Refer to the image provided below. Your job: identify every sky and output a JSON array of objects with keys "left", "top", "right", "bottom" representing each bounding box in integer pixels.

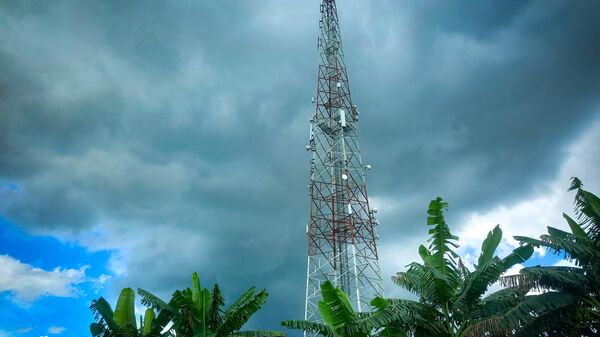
[{"left": 0, "top": 0, "right": 600, "bottom": 336}]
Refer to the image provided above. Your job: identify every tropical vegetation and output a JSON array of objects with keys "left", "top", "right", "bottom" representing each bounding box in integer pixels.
[
  {"left": 90, "top": 178, "right": 600, "bottom": 337},
  {"left": 137, "top": 272, "right": 285, "bottom": 337},
  {"left": 384, "top": 197, "right": 534, "bottom": 337},
  {"left": 283, "top": 197, "right": 536, "bottom": 337},
  {"left": 90, "top": 287, "right": 170, "bottom": 337},
  {"left": 499, "top": 178, "right": 600, "bottom": 336},
  {"left": 281, "top": 281, "right": 406, "bottom": 337}
]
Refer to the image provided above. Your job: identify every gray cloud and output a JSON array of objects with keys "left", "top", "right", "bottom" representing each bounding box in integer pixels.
[{"left": 1, "top": 0, "right": 599, "bottom": 331}]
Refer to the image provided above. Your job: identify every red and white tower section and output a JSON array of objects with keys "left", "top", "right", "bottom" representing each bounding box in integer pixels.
[{"left": 304, "top": 0, "right": 384, "bottom": 328}]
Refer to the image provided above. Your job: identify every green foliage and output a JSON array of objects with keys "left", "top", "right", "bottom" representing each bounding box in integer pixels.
[
  {"left": 478, "top": 225, "right": 502, "bottom": 267},
  {"left": 283, "top": 196, "right": 534, "bottom": 337},
  {"left": 282, "top": 282, "right": 405, "bottom": 337},
  {"left": 90, "top": 288, "right": 168, "bottom": 337},
  {"left": 113, "top": 288, "right": 136, "bottom": 328},
  {"left": 138, "top": 272, "right": 285, "bottom": 337},
  {"left": 499, "top": 177, "right": 600, "bottom": 336},
  {"left": 280, "top": 320, "right": 332, "bottom": 337},
  {"left": 142, "top": 309, "right": 155, "bottom": 337},
  {"left": 90, "top": 179, "right": 600, "bottom": 337},
  {"left": 318, "top": 281, "right": 357, "bottom": 331},
  {"left": 208, "top": 284, "right": 225, "bottom": 331},
  {"left": 388, "top": 197, "right": 533, "bottom": 337}
]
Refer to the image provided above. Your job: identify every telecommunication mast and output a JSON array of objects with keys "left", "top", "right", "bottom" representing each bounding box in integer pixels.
[{"left": 304, "top": 0, "right": 384, "bottom": 330}]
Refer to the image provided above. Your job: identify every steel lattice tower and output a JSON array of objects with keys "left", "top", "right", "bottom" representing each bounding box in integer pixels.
[{"left": 304, "top": 0, "right": 384, "bottom": 328}]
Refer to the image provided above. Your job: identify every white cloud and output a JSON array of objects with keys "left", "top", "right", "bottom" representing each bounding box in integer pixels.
[
  {"left": 0, "top": 327, "right": 34, "bottom": 337},
  {"left": 91, "top": 274, "right": 111, "bottom": 293},
  {"left": 0, "top": 255, "right": 87, "bottom": 302},
  {"left": 15, "top": 328, "right": 32, "bottom": 334},
  {"left": 48, "top": 327, "right": 66, "bottom": 335},
  {"left": 554, "top": 259, "right": 577, "bottom": 267},
  {"left": 504, "top": 263, "right": 525, "bottom": 277},
  {"left": 457, "top": 118, "right": 600, "bottom": 259}
]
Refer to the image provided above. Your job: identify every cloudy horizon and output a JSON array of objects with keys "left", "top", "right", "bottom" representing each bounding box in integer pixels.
[{"left": 1, "top": 0, "right": 599, "bottom": 336}]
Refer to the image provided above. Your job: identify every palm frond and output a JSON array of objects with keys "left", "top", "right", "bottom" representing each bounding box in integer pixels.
[
  {"left": 370, "top": 296, "right": 389, "bottom": 310},
  {"left": 138, "top": 289, "right": 173, "bottom": 314},
  {"left": 499, "top": 266, "right": 586, "bottom": 293},
  {"left": 170, "top": 289, "right": 196, "bottom": 313},
  {"left": 542, "top": 230, "right": 599, "bottom": 262},
  {"left": 356, "top": 301, "right": 405, "bottom": 331},
  {"left": 514, "top": 303, "right": 592, "bottom": 337},
  {"left": 570, "top": 178, "right": 600, "bottom": 242},
  {"left": 280, "top": 320, "right": 332, "bottom": 337},
  {"left": 141, "top": 309, "right": 155, "bottom": 336},
  {"left": 400, "top": 261, "right": 456, "bottom": 307},
  {"left": 224, "top": 287, "right": 256, "bottom": 316},
  {"left": 500, "top": 244, "right": 534, "bottom": 270},
  {"left": 191, "top": 272, "right": 203, "bottom": 307},
  {"left": 428, "top": 262, "right": 459, "bottom": 305},
  {"left": 563, "top": 213, "right": 588, "bottom": 239},
  {"left": 383, "top": 299, "right": 441, "bottom": 333},
  {"left": 90, "top": 297, "right": 117, "bottom": 331},
  {"left": 457, "top": 258, "right": 472, "bottom": 288},
  {"left": 217, "top": 290, "right": 269, "bottom": 337},
  {"left": 318, "top": 281, "right": 357, "bottom": 329},
  {"left": 514, "top": 230, "right": 598, "bottom": 264},
  {"left": 569, "top": 177, "right": 583, "bottom": 191},
  {"left": 478, "top": 225, "right": 502, "bottom": 267},
  {"left": 422, "top": 197, "right": 462, "bottom": 306},
  {"left": 113, "top": 288, "right": 137, "bottom": 328},
  {"left": 391, "top": 264, "right": 426, "bottom": 298},
  {"left": 90, "top": 322, "right": 105, "bottom": 337},
  {"left": 469, "top": 288, "right": 521, "bottom": 320},
  {"left": 503, "top": 292, "right": 578, "bottom": 328},
  {"left": 425, "top": 197, "right": 460, "bottom": 276},
  {"left": 453, "top": 257, "right": 507, "bottom": 311},
  {"left": 462, "top": 316, "right": 511, "bottom": 337},
  {"left": 209, "top": 284, "right": 225, "bottom": 330}
]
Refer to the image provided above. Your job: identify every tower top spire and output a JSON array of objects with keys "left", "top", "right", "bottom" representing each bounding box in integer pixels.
[{"left": 319, "top": 0, "right": 344, "bottom": 67}]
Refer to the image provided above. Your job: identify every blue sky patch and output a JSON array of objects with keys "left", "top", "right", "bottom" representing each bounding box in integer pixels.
[{"left": 0, "top": 217, "right": 112, "bottom": 337}]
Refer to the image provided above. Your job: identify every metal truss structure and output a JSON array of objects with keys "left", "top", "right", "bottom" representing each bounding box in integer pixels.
[{"left": 304, "top": 0, "right": 384, "bottom": 331}]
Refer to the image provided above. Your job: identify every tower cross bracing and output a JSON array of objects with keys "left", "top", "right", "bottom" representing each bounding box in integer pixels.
[{"left": 304, "top": 0, "right": 384, "bottom": 329}]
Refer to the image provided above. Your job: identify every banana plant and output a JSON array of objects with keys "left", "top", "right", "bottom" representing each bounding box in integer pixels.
[
  {"left": 281, "top": 281, "right": 407, "bottom": 337},
  {"left": 90, "top": 287, "right": 170, "bottom": 337},
  {"left": 499, "top": 178, "right": 600, "bottom": 336},
  {"left": 388, "top": 197, "right": 534, "bottom": 337},
  {"left": 138, "top": 272, "right": 285, "bottom": 337}
]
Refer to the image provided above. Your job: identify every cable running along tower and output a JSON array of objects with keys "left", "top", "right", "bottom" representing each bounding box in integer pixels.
[{"left": 304, "top": 0, "right": 384, "bottom": 328}]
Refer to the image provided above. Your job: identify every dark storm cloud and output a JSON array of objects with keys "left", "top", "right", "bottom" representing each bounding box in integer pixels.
[
  {"left": 1, "top": 0, "right": 599, "bottom": 330},
  {"left": 343, "top": 0, "right": 600, "bottom": 234}
]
